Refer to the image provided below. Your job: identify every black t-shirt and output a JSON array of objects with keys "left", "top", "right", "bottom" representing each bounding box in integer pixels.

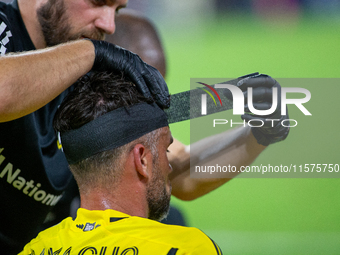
[{"left": 0, "top": 1, "right": 73, "bottom": 253}]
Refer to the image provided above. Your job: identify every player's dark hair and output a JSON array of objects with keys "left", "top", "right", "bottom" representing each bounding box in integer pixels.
[
  {"left": 54, "top": 71, "right": 152, "bottom": 132},
  {"left": 53, "top": 72, "right": 160, "bottom": 190}
]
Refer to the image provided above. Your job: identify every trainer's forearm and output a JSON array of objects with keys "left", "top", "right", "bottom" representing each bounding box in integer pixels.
[
  {"left": 189, "top": 126, "right": 265, "bottom": 174},
  {"left": 0, "top": 40, "right": 95, "bottom": 122},
  {"left": 170, "top": 127, "right": 266, "bottom": 200}
]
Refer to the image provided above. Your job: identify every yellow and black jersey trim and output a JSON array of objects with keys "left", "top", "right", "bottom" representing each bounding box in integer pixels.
[
  {"left": 167, "top": 248, "right": 179, "bottom": 254},
  {"left": 210, "top": 238, "right": 223, "bottom": 255}
]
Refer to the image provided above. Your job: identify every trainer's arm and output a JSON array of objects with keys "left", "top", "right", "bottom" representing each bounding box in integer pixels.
[
  {"left": 0, "top": 40, "right": 95, "bottom": 122},
  {"left": 168, "top": 126, "right": 266, "bottom": 201}
]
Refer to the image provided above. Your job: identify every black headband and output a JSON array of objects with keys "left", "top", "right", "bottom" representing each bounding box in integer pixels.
[
  {"left": 60, "top": 102, "right": 168, "bottom": 164},
  {"left": 59, "top": 75, "right": 242, "bottom": 165}
]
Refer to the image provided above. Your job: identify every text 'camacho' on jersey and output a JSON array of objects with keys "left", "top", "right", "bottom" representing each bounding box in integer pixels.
[{"left": 28, "top": 246, "right": 141, "bottom": 255}]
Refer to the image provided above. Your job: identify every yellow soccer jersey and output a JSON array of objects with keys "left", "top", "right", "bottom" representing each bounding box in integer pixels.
[{"left": 19, "top": 208, "right": 222, "bottom": 255}]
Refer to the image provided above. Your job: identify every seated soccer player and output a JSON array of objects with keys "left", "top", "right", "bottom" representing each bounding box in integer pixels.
[{"left": 18, "top": 71, "right": 222, "bottom": 255}]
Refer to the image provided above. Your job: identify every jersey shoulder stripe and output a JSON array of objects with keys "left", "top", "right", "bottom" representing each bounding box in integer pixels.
[
  {"left": 209, "top": 237, "right": 223, "bottom": 255},
  {"left": 167, "top": 248, "right": 179, "bottom": 255}
]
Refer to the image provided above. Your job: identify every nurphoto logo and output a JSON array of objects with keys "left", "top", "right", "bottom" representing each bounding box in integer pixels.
[{"left": 199, "top": 83, "right": 312, "bottom": 128}]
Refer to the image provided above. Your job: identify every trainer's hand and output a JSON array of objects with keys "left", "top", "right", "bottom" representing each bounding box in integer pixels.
[
  {"left": 90, "top": 40, "right": 170, "bottom": 108},
  {"left": 237, "top": 73, "right": 290, "bottom": 146}
]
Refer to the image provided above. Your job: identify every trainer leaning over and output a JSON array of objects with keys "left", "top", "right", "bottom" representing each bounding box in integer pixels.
[{"left": 0, "top": 0, "right": 169, "bottom": 253}]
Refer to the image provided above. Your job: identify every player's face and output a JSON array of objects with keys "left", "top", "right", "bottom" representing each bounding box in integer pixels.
[
  {"left": 37, "top": 0, "right": 127, "bottom": 47},
  {"left": 146, "top": 127, "right": 173, "bottom": 221}
]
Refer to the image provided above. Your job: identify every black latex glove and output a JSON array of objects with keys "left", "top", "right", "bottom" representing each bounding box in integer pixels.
[
  {"left": 90, "top": 40, "right": 170, "bottom": 109},
  {"left": 236, "top": 73, "right": 290, "bottom": 146}
]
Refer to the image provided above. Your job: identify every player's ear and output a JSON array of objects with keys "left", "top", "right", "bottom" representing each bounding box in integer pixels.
[{"left": 132, "top": 144, "right": 151, "bottom": 180}]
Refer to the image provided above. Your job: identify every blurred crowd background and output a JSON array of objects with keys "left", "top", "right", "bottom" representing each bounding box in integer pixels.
[
  {"left": 125, "top": 0, "right": 340, "bottom": 24},
  {"left": 3, "top": 0, "right": 339, "bottom": 24},
  {"left": 129, "top": 0, "right": 340, "bottom": 16}
]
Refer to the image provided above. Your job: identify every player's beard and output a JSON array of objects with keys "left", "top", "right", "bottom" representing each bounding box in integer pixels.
[
  {"left": 146, "top": 158, "right": 171, "bottom": 222},
  {"left": 37, "top": 0, "right": 104, "bottom": 47}
]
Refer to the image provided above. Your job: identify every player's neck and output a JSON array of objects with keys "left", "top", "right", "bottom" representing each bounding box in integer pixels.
[{"left": 79, "top": 185, "right": 149, "bottom": 219}]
